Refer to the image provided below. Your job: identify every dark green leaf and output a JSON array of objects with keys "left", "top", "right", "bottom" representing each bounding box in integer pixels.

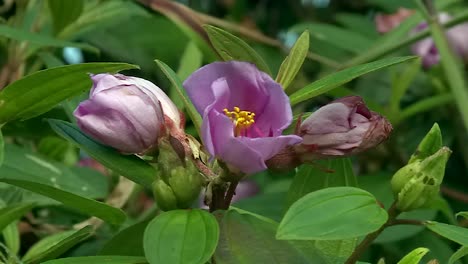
[
  {"left": 0, "top": 24, "right": 97, "bottom": 52},
  {"left": 143, "top": 209, "right": 219, "bottom": 264},
  {"left": 397, "top": 248, "right": 429, "bottom": 264},
  {"left": 278, "top": 187, "right": 388, "bottom": 240},
  {"left": 0, "top": 63, "right": 138, "bottom": 124},
  {"left": 22, "top": 226, "right": 93, "bottom": 264},
  {"left": 0, "top": 203, "right": 34, "bottom": 232},
  {"left": 155, "top": 60, "right": 202, "bottom": 134},
  {"left": 0, "top": 129, "right": 3, "bottom": 167},
  {"left": 48, "top": 0, "right": 83, "bottom": 34},
  {"left": 48, "top": 120, "right": 156, "bottom": 187},
  {"left": 425, "top": 221, "right": 468, "bottom": 246},
  {"left": 203, "top": 25, "right": 271, "bottom": 75},
  {"left": 289, "top": 56, "right": 417, "bottom": 105},
  {"left": 99, "top": 220, "right": 149, "bottom": 256},
  {"left": 41, "top": 256, "right": 148, "bottom": 264},
  {"left": 0, "top": 179, "right": 126, "bottom": 226},
  {"left": 214, "top": 209, "right": 325, "bottom": 264},
  {"left": 276, "top": 30, "right": 309, "bottom": 89},
  {"left": 449, "top": 246, "right": 468, "bottom": 264}
]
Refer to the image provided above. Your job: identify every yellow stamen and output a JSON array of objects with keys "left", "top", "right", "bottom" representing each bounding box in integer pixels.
[{"left": 223, "top": 107, "right": 256, "bottom": 136}]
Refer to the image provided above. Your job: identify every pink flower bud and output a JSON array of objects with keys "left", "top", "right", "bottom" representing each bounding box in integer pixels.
[
  {"left": 74, "top": 74, "right": 181, "bottom": 154},
  {"left": 295, "top": 96, "right": 392, "bottom": 161}
]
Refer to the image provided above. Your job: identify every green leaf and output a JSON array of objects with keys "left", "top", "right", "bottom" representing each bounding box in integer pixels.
[
  {"left": 143, "top": 209, "right": 219, "bottom": 264},
  {"left": 203, "top": 25, "right": 271, "bottom": 75},
  {"left": 278, "top": 187, "right": 388, "bottom": 240},
  {"left": 425, "top": 221, "right": 468, "bottom": 246},
  {"left": 0, "top": 129, "right": 4, "bottom": 168},
  {"left": 0, "top": 63, "right": 138, "bottom": 124},
  {"left": 276, "top": 30, "right": 309, "bottom": 89},
  {"left": 0, "top": 179, "right": 126, "bottom": 226},
  {"left": 285, "top": 158, "right": 357, "bottom": 211},
  {"left": 449, "top": 246, "right": 468, "bottom": 264},
  {"left": 214, "top": 209, "right": 325, "bottom": 264},
  {"left": 456, "top": 211, "right": 468, "bottom": 220},
  {"left": 0, "top": 203, "right": 34, "bottom": 232},
  {"left": 48, "top": 120, "right": 156, "bottom": 187},
  {"left": 41, "top": 256, "right": 148, "bottom": 264},
  {"left": 389, "top": 57, "right": 421, "bottom": 115},
  {"left": 22, "top": 226, "right": 93, "bottom": 264},
  {"left": 154, "top": 60, "right": 202, "bottom": 134},
  {"left": 397, "top": 248, "right": 430, "bottom": 264},
  {"left": 313, "top": 239, "right": 358, "bottom": 264},
  {"left": 289, "top": 56, "right": 417, "bottom": 105},
  {"left": 2, "top": 222, "right": 20, "bottom": 255},
  {"left": 100, "top": 220, "right": 149, "bottom": 256},
  {"left": 48, "top": 0, "right": 83, "bottom": 34},
  {"left": 0, "top": 24, "right": 97, "bottom": 53}
]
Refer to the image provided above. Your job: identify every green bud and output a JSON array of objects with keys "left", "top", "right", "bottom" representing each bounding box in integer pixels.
[
  {"left": 152, "top": 138, "right": 203, "bottom": 211},
  {"left": 392, "top": 147, "right": 451, "bottom": 211},
  {"left": 408, "top": 123, "right": 442, "bottom": 164}
]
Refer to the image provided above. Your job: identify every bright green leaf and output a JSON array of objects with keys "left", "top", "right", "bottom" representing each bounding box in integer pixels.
[
  {"left": 0, "top": 179, "right": 126, "bottom": 226},
  {"left": 144, "top": 209, "right": 219, "bottom": 264},
  {"left": 397, "top": 247, "right": 429, "bottom": 264},
  {"left": 0, "top": 24, "right": 97, "bottom": 53},
  {"left": 48, "top": 120, "right": 156, "bottom": 187},
  {"left": 456, "top": 211, "right": 468, "bottom": 219},
  {"left": 0, "top": 63, "right": 138, "bottom": 124},
  {"left": 48, "top": 0, "right": 83, "bottom": 34},
  {"left": 0, "top": 203, "right": 34, "bottom": 232},
  {"left": 449, "top": 246, "right": 468, "bottom": 264},
  {"left": 2, "top": 222, "right": 20, "bottom": 255},
  {"left": 214, "top": 209, "right": 325, "bottom": 264},
  {"left": 155, "top": 60, "right": 202, "bottom": 134},
  {"left": 276, "top": 30, "right": 309, "bottom": 89},
  {"left": 425, "top": 221, "right": 468, "bottom": 246},
  {"left": 203, "top": 25, "right": 271, "bottom": 75},
  {"left": 289, "top": 56, "right": 417, "bottom": 105},
  {"left": 22, "top": 226, "right": 93, "bottom": 264},
  {"left": 278, "top": 187, "right": 388, "bottom": 240},
  {"left": 41, "top": 256, "right": 148, "bottom": 264}
]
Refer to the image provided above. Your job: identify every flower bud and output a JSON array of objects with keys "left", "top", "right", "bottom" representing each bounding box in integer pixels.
[
  {"left": 152, "top": 139, "right": 203, "bottom": 211},
  {"left": 411, "top": 13, "right": 468, "bottom": 68},
  {"left": 295, "top": 96, "right": 392, "bottom": 162},
  {"left": 74, "top": 73, "right": 182, "bottom": 154},
  {"left": 408, "top": 123, "right": 442, "bottom": 164},
  {"left": 391, "top": 147, "right": 451, "bottom": 211}
]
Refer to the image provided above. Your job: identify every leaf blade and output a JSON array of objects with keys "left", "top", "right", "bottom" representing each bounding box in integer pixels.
[{"left": 276, "top": 30, "right": 309, "bottom": 89}]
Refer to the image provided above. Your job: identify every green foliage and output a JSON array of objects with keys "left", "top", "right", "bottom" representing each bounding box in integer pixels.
[
  {"left": 397, "top": 248, "right": 430, "bottom": 264},
  {"left": 276, "top": 30, "right": 310, "bottom": 89}
]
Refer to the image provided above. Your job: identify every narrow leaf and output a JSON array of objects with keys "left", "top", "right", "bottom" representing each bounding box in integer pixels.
[
  {"left": 0, "top": 203, "right": 34, "bottom": 232},
  {"left": 276, "top": 30, "right": 309, "bottom": 89},
  {"left": 449, "top": 246, "right": 468, "bottom": 264},
  {"left": 154, "top": 60, "right": 202, "bottom": 134},
  {"left": 0, "top": 179, "right": 126, "bottom": 226},
  {"left": 456, "top": 211, "right": 468, "bottom": 219},
  {"left": 22, "top": 226, "right": 93, "bottom": 264},
  {"left": 289, "top": 56, "right": 417, "bottom": 105},
  {"left": 48, "top": 119, "right": 156, "bottom": 187},
  {"left": 41, "top": 256, "right": 148, "bottom": 264},
  {"left": 278, "top": 187, "right": 388, "bottom": 240},
  {"left": 203, "top": 25, "right": 271, "bottom": 75},
  {"left": 144, "top": 209, "right": 219, "bottom": 264},
  {"left": 0, "top": 129, "right": 4, "bottom": 167},
  {"left": 0, "top": 63, "right": 139, "bottom": 124},
  {"left": 397, "top": 248, "right": 430, "bottom": 264},
  {"left": 48, "top": 0, "right": 84, "bottom": 34},
  {"left": 0, "top": 24, "right": 97, "bottom": 52},
  {"left": 425, "top": 221, "right": 468, "bottom": 246},
  {"left": 2, "top": 222, "right": 20, "bottom": 255}
]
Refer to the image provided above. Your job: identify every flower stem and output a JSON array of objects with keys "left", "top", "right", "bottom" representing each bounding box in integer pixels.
[
  {"left": 223, "top": 181, "right": 239, "bottom": 209},
  {"left": 389, "top": 219, "right": 424, "bottom": 226},
  {"left": 344, "top": 202, "right": 400, "bottom": 264}
]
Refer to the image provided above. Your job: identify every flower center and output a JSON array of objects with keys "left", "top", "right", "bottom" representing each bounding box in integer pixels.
[{"left": 223, "top": 106, "right": 255, "bottom": 137}]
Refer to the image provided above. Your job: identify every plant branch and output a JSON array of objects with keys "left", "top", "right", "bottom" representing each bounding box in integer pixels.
[
  {"left": 440, "top": 186, "right": 468, "bottom": 204},
  {"left": 223, "top": 181, "right": 239, "bottom": 209},
  {"left": 388, "top": 219, "right": 424, "bottom": 226}
]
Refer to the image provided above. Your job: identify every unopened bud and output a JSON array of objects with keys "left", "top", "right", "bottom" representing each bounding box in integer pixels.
[{"left": 408, "top": 123, "right": 442, "bottom": 164}]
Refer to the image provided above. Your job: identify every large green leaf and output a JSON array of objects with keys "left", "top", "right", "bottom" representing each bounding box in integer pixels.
[
  {"left": 48, "top": 120, "right": 156, "bottom": 187},
  {"left": 0, "top": 144, "right": 107, "bottom": 201},
  {"left": 289, "top": 56, "right": 417, "bottom": 105},
  {"left": 0, "top": 24, "right": 97, "bottom": 53},
  {"left": 397, "top": 248, "right": 430, "bottom": 264},
  {"left": 0, "top": 179, "right": 126, "bottom": 226},
  {"left": 425, "top": 221, "right": 468, "bottom": 246},
  {"left": 203, "top": 25, "right": 271, "bottom": 75},
  {"left": 214, "top": 209, "right": 325, "bottom": 264},
  {"left": 0, "top": 203, "right": 34, "bottom": 232},
  {"left": 278, "top": 187, "right": 388, "bottom": 240},
  {"left": 276, "top": 30, "right": 309, "bottom": 89},
  {"left": 41, "top": 256, "right": 147, "bottom": 264},
  {"left": 154, "top": 60, "right": 202, "bottom": 134},
  {"left": 22, "top": 226, "right": 93, "bottom": 264},
  {"left": 48, "top": 0, "right": 84, "bottom": 34},
  {"left": 143, "top": 209, "right": 219, "bottom": 264},
  {"left": 0, "top": 63, "right": 138, "bottom": 124},
  {"left": 285, "top": 158, "right": 357, "bottom": 210}
]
